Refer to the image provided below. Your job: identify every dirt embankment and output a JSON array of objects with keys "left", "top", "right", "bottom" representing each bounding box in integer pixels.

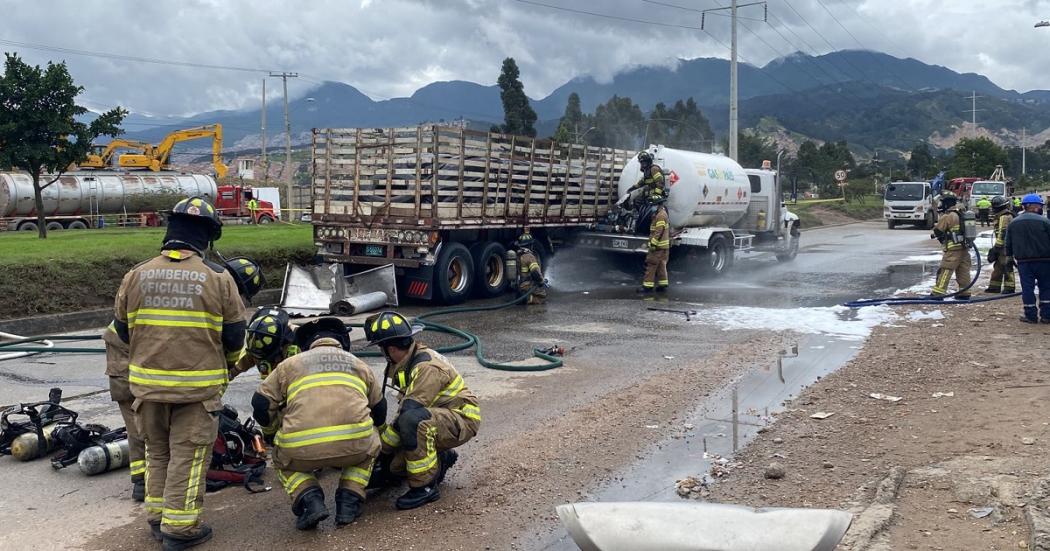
[{"left": 703, "top": 298, "right": 1050, "bottom": 550}]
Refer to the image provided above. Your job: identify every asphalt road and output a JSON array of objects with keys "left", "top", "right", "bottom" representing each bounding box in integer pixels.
[{"left": 0, "top": 221, "right": 941, "bottom": 550}]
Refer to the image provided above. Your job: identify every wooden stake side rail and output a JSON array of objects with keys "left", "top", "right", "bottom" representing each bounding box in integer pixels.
[{"left": 311, "top": 126, "right": 634, "bottom": 228}]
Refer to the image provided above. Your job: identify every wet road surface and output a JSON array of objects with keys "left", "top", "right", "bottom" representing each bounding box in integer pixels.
[{"left": 0, "top": 221, "right": 941, "bottom": 550}]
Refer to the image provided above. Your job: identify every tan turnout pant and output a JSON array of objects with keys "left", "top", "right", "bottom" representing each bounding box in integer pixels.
[
  {"left": 273, "top": 442, "right": 379, "bottom": 503},
  {"left": 380, "top": 408, "right": 478, "bottom": 487},
  {"left": 136, "top": 401, "right": 218, "bottom": 537},
  {"left": 932, "top": 248, "right": 972, "bottom": 297},
  {"left": 987, "top": 255, "right": 1016, "bottom": 293},
  {"left": 109, "top": 377, "right": 146, "bottom": 482},
  {"left": 643, "top": 249, "right": 669, "bottom": 289}
]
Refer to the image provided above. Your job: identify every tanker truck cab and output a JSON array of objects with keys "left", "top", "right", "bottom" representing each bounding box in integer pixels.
[{"left": 574, "top": 146, "right": 799, "bottom": 276}]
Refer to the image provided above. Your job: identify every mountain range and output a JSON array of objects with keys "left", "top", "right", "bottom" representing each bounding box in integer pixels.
[{"left": 117, "top": 50, "right": 1050, "bottom": 155}]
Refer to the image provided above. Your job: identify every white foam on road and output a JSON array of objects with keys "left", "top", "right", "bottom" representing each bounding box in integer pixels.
[
  {"left": 897, "top": 253, "right": 943, "bottom": 263},
  {"left": 692, "top": 304, "right": 898, "bottom": 340},
  {"left": 907, "top": 309, "right": 945, "bottom": 321}
]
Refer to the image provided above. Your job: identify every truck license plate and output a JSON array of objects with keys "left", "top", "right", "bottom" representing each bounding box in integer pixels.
[
  {"left": 611, "top": 239, "right": 629, "bottom": 249},
  {"left": 364, "top": 245, "right": 384, "bottom": 256},
  {"left": 894, "top": 214, "right": 908, "bottom": 218}
]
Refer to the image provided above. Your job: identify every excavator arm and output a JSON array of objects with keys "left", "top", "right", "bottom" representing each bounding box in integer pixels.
[{"left": 118, "top": 124, "right": 228, "bottom": 179}]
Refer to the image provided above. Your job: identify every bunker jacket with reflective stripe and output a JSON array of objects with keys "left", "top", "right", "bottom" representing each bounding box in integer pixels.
[
  {"left": 257, "top": 340, "right": 382, "bottom": 461},
  {"left": 649, "top": 206, "right": 671, "bottom": 251},
  {"left": 103, "top": 321, "right": 130, "bottom": 378},
  {"left": 116, "top": 250, "right": 246, "bottom": 404},
  {"left": 387, "top": 343, "right": 480, "bottom": 425},
  {"left": 994, "top": 211, "right": 1014, "bottom": 248},
  {"left": 934, "top": 210, "right": 964, "bottom": 251},
  {"left": 627, "top": 165, "right": 667, "bottom": 198}
]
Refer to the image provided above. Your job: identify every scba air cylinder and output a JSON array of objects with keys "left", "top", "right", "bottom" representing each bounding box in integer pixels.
[
  {"left": 78, "top": 439, "right": 130, "bottom": 475},
  {"left": 962, "top": 210, "right": 977, "bottom": 241}
]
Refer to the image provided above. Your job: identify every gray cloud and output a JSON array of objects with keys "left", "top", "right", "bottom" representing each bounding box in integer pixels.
[{"left": 2, "top": 0, "right": 1048, "bottom": 117}]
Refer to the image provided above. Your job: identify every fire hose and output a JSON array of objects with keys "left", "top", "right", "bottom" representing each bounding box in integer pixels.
[
  {"left": 843, "top": 241, "right": 1021, "bottom": 308},
  {"left": 0, "top": 291, "right": 562, "bottom": 371}
]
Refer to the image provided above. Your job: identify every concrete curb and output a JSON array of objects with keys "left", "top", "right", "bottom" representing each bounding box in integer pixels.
[
  {"left": 0, "top": 288, "right": 284, "bottom": 337},
  {"left": 800, "top": 219, "right": 881, "bottom": 232}
]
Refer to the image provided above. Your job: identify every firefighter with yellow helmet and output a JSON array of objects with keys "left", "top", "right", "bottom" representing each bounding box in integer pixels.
[
  {"left": 113, "top": 196, "right": 245, "bottom": 549},
  {"left": 639, "top": 191, "right": 671, "bottom": 293},
  {"left": 365, "top": 311, "right": 480, "bottom": 510},
  {"left": 620, "top": 151, "right": 666, "bottom": 207},
  {"left": 252, "top": 317, "right": 385, "bottom": 530},
  {"left": 930, "top": 191, "right": 972, "bottom": 299}
]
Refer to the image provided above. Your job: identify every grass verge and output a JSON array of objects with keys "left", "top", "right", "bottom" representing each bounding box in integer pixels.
[
  {"left": 0, "top": 224, "right": 315, "bottom": 319},
  {"left": 788, "top": 195, "right": 883, "bottom": 228}
]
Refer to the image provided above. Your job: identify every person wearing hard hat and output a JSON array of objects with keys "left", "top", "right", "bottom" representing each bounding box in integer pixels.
[
  {"left": 639, "top": 192, "right": 671, "bottom": 294},
  {"left": 985, "top": 196, "right": 1016, "bottom": 294},
  {"left": 930, "top": 191, "right": 972, "bottom": 300},
  {"left": 619, "top": 151, "right": 666, "bottom": 208},
  {"left": 513, "top": 231, "right": 547, "bottom": 305},
  {"left": 230, "top": 307, "right": 299, "bottom": 382},
  {"left": 252, "top": 317, "right": 386, "bottom": 530},
  {"left": 975, "top": 196, "right": 992, "bottom": 227},
  {"left": 113, "top": 196, "right": 245, "bottom": 549},
  {"left": 223, "top": 256, "right": 266, "bottom": 309},
  {"left": 1006, "top": 193, "right": 1050, "bottom": 323},
  {"left": 365, "top": 311, "right": 480, "bottom": 510}
]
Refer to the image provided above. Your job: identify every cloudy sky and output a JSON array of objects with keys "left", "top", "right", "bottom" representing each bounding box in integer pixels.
[{"left": 2, "top": 0, "right": 1048, "bottom": 117}]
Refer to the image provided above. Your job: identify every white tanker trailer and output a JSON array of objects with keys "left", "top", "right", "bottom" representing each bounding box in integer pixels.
[
  {"left": 0, "top": 171, "right": 218, "bottom": 231},
  {"left": 574, "top": 145, "right": 800, "bottom": 274}
]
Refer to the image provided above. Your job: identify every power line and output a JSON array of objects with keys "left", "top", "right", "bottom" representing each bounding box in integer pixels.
[
  {"left": 513, "top": 0, "right": 702, "bottom": 29},
  {"left": 642, "top": 0, "right": 764, "bottom": 21},
  {"left": 0, "top": 38, "right": 279, "bottom": 74}
]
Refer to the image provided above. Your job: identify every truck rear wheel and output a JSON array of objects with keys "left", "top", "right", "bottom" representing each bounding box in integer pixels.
[
  {"left": 17, "top": 221, "right": 37, "bottom": 232},
  {"left": 258, "top": 215, "right": 274, "bottom": 224},
  {"left": 433, "top": 242, "right": 474, "bottom": 305},
  {"left": 470, "top": 241, "right": 508, "bottom": 298},
  {"left": 46, "top": 221, "right": 64, "bottom": 231},
  {"left": 706, "top": 235, "right": 732, "bottom": 276},
  {"left": 67, "top": 220, "right": 88, "bottom": 230}
]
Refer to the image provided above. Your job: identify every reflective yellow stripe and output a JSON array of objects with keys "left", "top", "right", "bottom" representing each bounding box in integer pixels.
[
  {"left": 226, "top": 347, "right": 245, "bottom": 364},
  {"left": 128, "top": 309, "right": 223, "bottom": 331},
  {"left": 456, "top": 404, "right": 481, "bottom": 422},
  {"left": 275, "top": 421, "right": 374, "bottom": 449},
  {"left": 184, "top": 445, "right": 206, "bottom": 510},
  {"left": 406, "top": 426, "right": 437, "bottom": 474},
  {"left": 145, "top": 495, "right": 164, "bottom": 514},
  {"left": 129, "top": 364, "right": 227, "bottom": 388},
  {"left": 430, "top": 375, "right": 464, "bottom": 406},
  {"left": 130, "top": 459, "right": 146, "bottom": 476},
  {"left": 287, "top": 372, "right": 367, "bottom": 403},
  {"left": 277, "top": 470, "right": 316, "bottom": 496},
  {"left": 652, "top": 221, "right": 668, "bottom": 228},
  {"left": 161, "top": 507, "right": 201, "bottom": 526},
  {"left": 340, "top": 464, "right": 372, "bottom": 486},
  {"left": 380, "top": 424, "right": 400, "bottom": 447}
]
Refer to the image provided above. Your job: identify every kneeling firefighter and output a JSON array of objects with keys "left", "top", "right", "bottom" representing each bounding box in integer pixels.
[
  {"left": 252, "top": 318, "right": 386, "bottom": 530},
  {"left": 986, "top": 196, "right": 1016, "bottom": 294},
  {"left": 230, "top": 307, "right": 299, "bottom": 382},
  {"left": 365, "top": 311, "right": 480, "bottom": 510},
  {"left": 514, "top": 232, "right": 547, "bottom": 305},
  {"left": 930, "top": 191, "right": 974, "bottom": 299}
]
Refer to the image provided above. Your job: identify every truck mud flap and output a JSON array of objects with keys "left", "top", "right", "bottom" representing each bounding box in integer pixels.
[
  {"left": 401, "top": 265, "right": 434, "bottom": 301},
  {"left": 279, "top": 263, "right": 397, "bottom": 316}
]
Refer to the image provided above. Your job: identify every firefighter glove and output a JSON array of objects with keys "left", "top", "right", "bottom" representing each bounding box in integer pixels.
[{"left": 987, "top": 247, "right": 1000, "bottom": 264}]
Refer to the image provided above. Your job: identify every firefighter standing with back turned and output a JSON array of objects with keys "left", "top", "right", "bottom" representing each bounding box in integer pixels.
[
  {"left": 514, "top": 232, "right": 547, "bottom": 305},
  {"left": 365, "top": 311, "right": 480, "bottom": 510},
  {"left": 252, "top": 317, "right": 385, "bottom": 530},
  {"left": 985, "top": 196, "right": 1016, "bottom": 294},
  {"left": 639, "top": 192, "right": 671, "bottom": 293},
  {"left": 930, "top": 191, "right": 972, "bottom": 300},
  {"left": 113, "top": 196, "right": 246, "bottom": 550}
]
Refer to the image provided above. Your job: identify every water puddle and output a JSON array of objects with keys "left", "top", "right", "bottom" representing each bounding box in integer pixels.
[{"left": 530, "top": 333, "right": 863, "bottom": 551}]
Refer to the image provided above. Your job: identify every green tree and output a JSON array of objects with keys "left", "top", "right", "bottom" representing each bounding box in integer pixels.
[
  {"left": 906, "top": 141, "right": 934, "bottom": 179},
  {"left": 0, "top": 53, "right": 125, "bottom": 238},
  {"left": 496, "top": 58, "right": 537, "bottom": 137},
  {"left": 590, "top": 95, "right": 645, "bottom": 150},
  {"left": 553, "top": 92, "right": 588, "bottom": 144},
  {"left": 646, "top": 98, "right": 714, "bottom": 152},
  {"left": 948, "top": 137, "right": 1007, "bottom": 179},
  {"left": 730, "top": 132, "right": 777, "bottom": 169}
]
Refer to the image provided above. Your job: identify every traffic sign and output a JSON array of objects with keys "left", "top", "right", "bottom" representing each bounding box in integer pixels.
[{"left": 834, "top": 169, "right": 847, "bottom": 182}]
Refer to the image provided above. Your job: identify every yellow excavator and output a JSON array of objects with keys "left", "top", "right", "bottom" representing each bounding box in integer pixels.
[
  {"left": 117, "top": 124, "right": 228, "bottom": 179},
  {"left": 80, "top": 139, "right": 153, "bottom": 169}
]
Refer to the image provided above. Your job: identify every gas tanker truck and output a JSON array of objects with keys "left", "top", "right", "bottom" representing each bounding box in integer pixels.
[
  {"left": 309, "top": 126, "right": 800, "bottom": 305},
  {"left": 0, "top": 171, "right": 278, "bottom": 231}
]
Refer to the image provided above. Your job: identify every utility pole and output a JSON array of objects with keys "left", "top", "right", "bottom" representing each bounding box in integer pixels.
[
  {"left": 1022, "top": 126, "right": 1027, "bottom": 176},
  {"left": 701, "top": 1, "right": 766, "bottom": 162},
  {"left": 261, "top": 79, "right": 267, "bottom": 184},
  {"left": 965, "top": 91, "right": 984, "bottom": 138},
  {"left": 270, "top": 71, "right": 298, "bottom": 220}
]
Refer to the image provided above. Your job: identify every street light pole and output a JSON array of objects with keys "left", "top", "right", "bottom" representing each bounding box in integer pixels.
[{"left": 270, "top": 71, "right": 298, "bottom": 221}]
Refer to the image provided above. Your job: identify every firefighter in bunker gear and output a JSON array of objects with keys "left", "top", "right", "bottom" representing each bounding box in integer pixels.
[
  {"left": 223, "top": 256, "right": 265, "bottom": 305},
  {"left": 102, "top": 322, "right": 146, "bottom": 503},
  {"left": 930, "top": 191, "right": 972, "bottom": 299},
  {"left": 514, "top": 232, "right": 547, "bottom": 305},
  {"left": 985, "top": 196, "right": 1016, "bottom": 294},
  {"left": 640, "top": 193, "right": 671, "bottom": 293},
  {"left": 365, "top": 311, "right": 480, "bottom": 510},
  {"left": 113, "top": 196, "right": 245, "bottom": 550},
  {"left": 252, "top": 317, "right": 385, "bottom": 530},
  {"left": 230, "top": 307, "right": 299, "bottom": 382},
  {"left": 620, "top": 151, "right": 667, "bottom": 207}
]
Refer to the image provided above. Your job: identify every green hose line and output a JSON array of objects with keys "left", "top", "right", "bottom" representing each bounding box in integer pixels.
[{"left": 0, "top": 334, "right": 105, "bottom": 354}]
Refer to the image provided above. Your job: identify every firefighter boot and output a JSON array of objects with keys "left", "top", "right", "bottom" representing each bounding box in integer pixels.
[
  {"left": 161, "top": 525, "right": 212, "bottom": 551},
  {"left": 334, "top": 488, "right": 364, "bottom": 526},
  {"left": 395, "top": 450, "right": 458, "bottom": 510},
  {"left": 435, "top": 450, "right": 459, "bottom": 485},
  {"left": 132, "top": 477, "right": 146, "bottom": 503},
  {"left": 148, "top": 521, "right": 162, "bottom": 542},
  {"left": 292, "top": 487, "right": 329, "bottom": 530}
]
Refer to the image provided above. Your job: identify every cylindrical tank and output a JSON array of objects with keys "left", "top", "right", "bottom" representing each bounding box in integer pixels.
[
  {"left": 10, "top": 423, "right": 60, "bottom": 461},
  {"left": 0, "top": 171, "right": 218, "bottom": 218},
  {"left": 618, "top": 146, "right": 750, "bottom": 228},
  {"left": 78, "top": 439, "right": 131, "bottom": 475}
]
